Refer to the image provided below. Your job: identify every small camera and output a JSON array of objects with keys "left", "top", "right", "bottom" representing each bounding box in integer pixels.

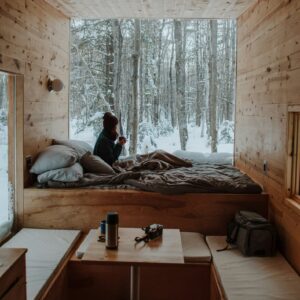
[{"left": 135, "top": 224, "right": 163, "bottom": 243}]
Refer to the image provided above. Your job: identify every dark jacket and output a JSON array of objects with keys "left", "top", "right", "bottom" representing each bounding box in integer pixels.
[{"left": 93, "top": 130, "right": 122, "bottom": 165}]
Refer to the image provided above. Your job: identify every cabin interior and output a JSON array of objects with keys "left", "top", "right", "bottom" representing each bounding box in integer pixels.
[{"left": 0, "top": 0, "right": 300, "bottom": 299}]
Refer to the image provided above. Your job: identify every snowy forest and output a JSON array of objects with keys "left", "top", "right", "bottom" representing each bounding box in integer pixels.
[{"left": 70, "top": 19, "right": 236, "bottom": 155}]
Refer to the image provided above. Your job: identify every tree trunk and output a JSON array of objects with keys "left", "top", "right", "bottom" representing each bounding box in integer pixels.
[
  {"left": 195, "top": 21, "right": 201, "bottom": 127},
  {"left": 112, "top": 20, "right": 123, "bottom": 120},
  {"left": 129, "top": 19, "right": 140, "bottom": 155},
  {"left": 169, "top": 30, "right": 176, "bottom": 128},
  {"left": 174, "top": 20, "right": 188, "bottom": 150},
  {"left": 105, "top": 21, "right": 114, "bottom": 110},
  {"left": 153, "top": 20, "right": 165, "bottom": 126},
  {"left": 208, "top": 20, "right": 218, "bottom": 153}
]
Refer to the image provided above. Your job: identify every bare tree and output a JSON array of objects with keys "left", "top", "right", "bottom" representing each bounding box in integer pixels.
[
  {"left": 174, "top": 20, "right": 188, "bottom": 150},
  {"left": 112, "top": 20, "right": 123, "bottom": 119},
  {"left": 129, "top": 19, "right": 140, "bottom": 155},
  {"left": 208, "top": 20, "right": 218, "bottom": 153}
]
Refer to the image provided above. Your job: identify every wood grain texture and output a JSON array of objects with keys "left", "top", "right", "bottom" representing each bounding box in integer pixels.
[
  {"left": 0, "top": 248, "right": 27, "bottom": 300},
  {"left": 140, "top": 264, "right": 210, "bottom": 300},
  {"left": 66, "top": 262, "right": 131, "bottom": 300},
  {"left": 44, "top": 0, "right": 256, "bottom": 19},
  {"left": 82, "top": 228, "right": 184, "bottom": 265},
  {"left": 0, "top": 0, "right": 70, "bottom": 190},
  {"left": 235, "top": 0, "right": 300, "bottom": 273},
  {"left": 23, "top": 188, "right": 268, "bottom": 234}
]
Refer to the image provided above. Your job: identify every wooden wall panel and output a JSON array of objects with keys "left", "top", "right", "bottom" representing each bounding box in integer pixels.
[
  {"left": 23, "top": 188, "right": 268, "bottom": 235},
  {"left": 235, "top": 0, "right": 300, "bottom": 273},
  {"left": 0, "top": 0, "right": 69, "bottom": 190},
  {"left": 44, "top": 0, "right": 256, "bottom": 19}
]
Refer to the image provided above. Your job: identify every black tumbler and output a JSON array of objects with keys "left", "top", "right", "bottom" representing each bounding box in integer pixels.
[{"left": 106, "top": 212, "right": 119, "bottom": 249}]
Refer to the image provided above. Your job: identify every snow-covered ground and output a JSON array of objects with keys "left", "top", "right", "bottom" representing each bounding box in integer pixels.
[
  {"left": 0, "top": 144, "right": 8, "bottom": 223},
  {"left": 70, "top": 120, "right": 234, "bottom": 155}
]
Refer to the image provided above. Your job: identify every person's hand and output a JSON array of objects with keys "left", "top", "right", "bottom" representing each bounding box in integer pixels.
[{"left": 118, "top": 136, "right": 127, "bottom": 145}]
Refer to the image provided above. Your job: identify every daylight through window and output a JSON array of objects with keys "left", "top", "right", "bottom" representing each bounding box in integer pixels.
[{"left": 70, "top": 19, "right": 236, "bottom": 158}]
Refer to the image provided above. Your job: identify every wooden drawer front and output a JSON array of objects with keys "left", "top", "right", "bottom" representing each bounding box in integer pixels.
[
  {"left": 0, "top": 254, "right": 26, "bottom": 299},
  {"left": 1, "top": 276, "right": 26, "bottom": 300}
]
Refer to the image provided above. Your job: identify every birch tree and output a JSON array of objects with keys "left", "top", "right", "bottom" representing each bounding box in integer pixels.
[
  {"left": 129, "top": 19, "right": 140, "bottom": 155},
  {"left": 174, "top": 20, "right": 188, "bottom": 150},
  {"left": 208, "top": 20, "right": 218, "bottom": 153}
]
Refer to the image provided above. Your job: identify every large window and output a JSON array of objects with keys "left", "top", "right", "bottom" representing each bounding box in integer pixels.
[
  {"left": 70, "top": 19, "right": 236, "bottom": 156},
  {"left": 0, "top": 72, "right": 15, "bottom": 240}
]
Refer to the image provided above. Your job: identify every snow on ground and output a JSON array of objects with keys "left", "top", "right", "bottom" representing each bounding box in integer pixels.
[
  {"left": 70, "top": 120, "right": 234, "bottom": 156},
  {"left": 0, "top": 144, "right": 8, "bottom": 223}
]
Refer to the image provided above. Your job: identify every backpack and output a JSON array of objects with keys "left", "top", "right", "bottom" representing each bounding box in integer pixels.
[{"left": 219, "top": 210, "right": 277, "bottom": 256}]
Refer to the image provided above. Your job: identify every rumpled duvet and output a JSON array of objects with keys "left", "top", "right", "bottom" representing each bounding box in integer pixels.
[{"left": 43, "top": 150, "right": 262, "bottom": 194}]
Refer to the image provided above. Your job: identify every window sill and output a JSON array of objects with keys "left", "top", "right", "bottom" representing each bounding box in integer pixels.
[{"left": 285, "top": 198, "right": 300, "bottom": 217}]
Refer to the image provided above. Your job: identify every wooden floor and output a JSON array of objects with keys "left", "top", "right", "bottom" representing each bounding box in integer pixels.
[{"left": 23, "top": 188, "right": 268, "bottom": 234}]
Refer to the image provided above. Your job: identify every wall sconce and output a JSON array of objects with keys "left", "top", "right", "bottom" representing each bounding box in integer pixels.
[{"left": 47, "top": 78, "right": 64, "bottom": 92}]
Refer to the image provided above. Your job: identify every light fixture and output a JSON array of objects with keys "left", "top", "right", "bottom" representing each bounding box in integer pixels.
[{"left": 47, "top": 78, "right": 64, "bottom": 92}]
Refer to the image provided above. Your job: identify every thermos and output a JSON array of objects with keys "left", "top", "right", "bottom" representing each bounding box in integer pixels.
[{"left": 106, "top": 212, "right": 119, "bottom": 249}]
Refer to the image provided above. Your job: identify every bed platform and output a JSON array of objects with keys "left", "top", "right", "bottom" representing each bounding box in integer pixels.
[{"left": 23, "top": 188, "right": 268, "bottom": 234}]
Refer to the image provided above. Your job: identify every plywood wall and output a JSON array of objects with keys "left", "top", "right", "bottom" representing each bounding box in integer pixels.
[
  {"left": 236, "top": 0, "right": 300, "bottom": 273},
  {"left": 0, "top": 0, "right": 69, "bottom": 186}
]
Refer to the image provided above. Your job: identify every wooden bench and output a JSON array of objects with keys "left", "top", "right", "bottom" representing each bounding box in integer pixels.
[
  {"left": 2, "top": 228, "right": 81, "bottom": 300},
  {"left": 206, "top": 236, "right": 300, "bottom": 300}
]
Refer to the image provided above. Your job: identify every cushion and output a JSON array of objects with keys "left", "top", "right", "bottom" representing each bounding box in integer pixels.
[
  {"left": 37, "top": 163, "right": 83, "bottom": 184},
  {"left": 80, "top": 152, "right": 115, "bottom": 175},
  {"left": 2, "top": 228, "right": 81, "bottom": 300},
  {"left": 206, "top": 236, "right": 300, "bottom": 300},
  {"left": 180, "top": 232, "right": 211, "bottom": 263},
  {"left": 30, "top": 145, "right": 78, "bottom": 175},
  {"left": 53, "top": 139, "right": 93, "bottom": 158}
]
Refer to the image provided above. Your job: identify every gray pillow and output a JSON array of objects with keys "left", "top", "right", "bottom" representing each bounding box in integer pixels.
[
  {"left": 53, "top": 139, "right": 93, "bottom": 158},
  {"left": 37, "top": 163, "right": 83, "bottom": 184},
  {"left": 80, "top": 152, "right": 115, "bottom": 175},
  {"left": 30, "top": 145, "right": 78, "bottom": 175}
]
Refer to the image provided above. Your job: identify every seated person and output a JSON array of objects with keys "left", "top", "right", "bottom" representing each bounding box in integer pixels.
[{"left": 93, "top": 112, "right": 126, "bottom": 166}]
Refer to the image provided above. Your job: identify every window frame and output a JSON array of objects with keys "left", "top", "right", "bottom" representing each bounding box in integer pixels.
[
  {"left": 0, "top": 71, "right": 24, "bottom": 243},
  {"left": 286, "top": 105, "right": 300, "bottom": 215}
]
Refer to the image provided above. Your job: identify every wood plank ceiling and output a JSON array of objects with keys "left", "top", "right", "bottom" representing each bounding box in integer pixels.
[{"left": 45, "top": 0, "right": 256, "bottom": 19}]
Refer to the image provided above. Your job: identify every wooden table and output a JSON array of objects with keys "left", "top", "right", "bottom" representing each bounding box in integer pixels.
[
  {"left": 0, "top": 248, "right": 27, "bottom": 300},
  {"left": 82, "top": 227, "right": 184, "bottom": 300}
]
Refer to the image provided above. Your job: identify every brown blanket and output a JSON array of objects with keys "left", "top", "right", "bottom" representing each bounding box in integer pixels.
[
  {"left": 124, "top": 164, "right": 262, "bottom": 194},
  {"left": 113, "top": 150, "right": 192, "bottom": 172},
  {"left": 43, "top": 151, "right": 262, "bottom": 194}
]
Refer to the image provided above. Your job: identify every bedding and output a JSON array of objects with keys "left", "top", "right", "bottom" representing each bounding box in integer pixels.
[
  {"left": 33, "top": 148, "right": 262, "bottom": 194},
  {"left": 53, "top": 139, "right": 93, "bottom": 158},
  {"left": 37, "top": 163, "right": 83, "bottom": 184},
  {"left": 80, "top": 152, "right": 115, "bottom": 175},
  {"left": 125, "top": 164, "right": 262, "bottom": 194},
  {"left": 30, "top": 145, "right": 78, "bottom": 175}
]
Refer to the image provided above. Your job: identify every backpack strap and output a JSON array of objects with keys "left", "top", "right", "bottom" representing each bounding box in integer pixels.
[{"left": 217, "top": 222, "right": 240, "bottom": 252}]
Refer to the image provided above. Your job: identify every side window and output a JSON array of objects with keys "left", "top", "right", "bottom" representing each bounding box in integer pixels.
[
  {"left": 0, "top": 73, "right": 16, "bottom": 240},
  {"left": 287, "top": 108, "right": 300, "bottom": 204}
]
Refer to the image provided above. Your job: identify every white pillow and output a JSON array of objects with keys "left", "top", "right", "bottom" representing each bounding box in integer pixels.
[
  {"left": 37, "top": 163, "right": 83, "bottom": 183},
  {"left": 30, "top": 145, "right": 78, "bottom": 175},
  {"left": 53, "top": 139, "right": 93, "bottom": 158}
]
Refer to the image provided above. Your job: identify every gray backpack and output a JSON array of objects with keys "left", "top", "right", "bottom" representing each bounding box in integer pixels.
[{"left": 219, "top": 211, "right": 277, "bottom": 256}]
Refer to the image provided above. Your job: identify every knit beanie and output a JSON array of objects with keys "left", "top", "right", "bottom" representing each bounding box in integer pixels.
[{"left": 103, "top": 112, "right": 118, "bottom": 131}]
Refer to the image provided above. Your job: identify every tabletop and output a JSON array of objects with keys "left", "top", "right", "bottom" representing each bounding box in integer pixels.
[
  {"left": 82, "top": 227, "right": 184, "bottom": 265},
  {"left": 0, "top": 248, "right": 27, "bottom": 279}
]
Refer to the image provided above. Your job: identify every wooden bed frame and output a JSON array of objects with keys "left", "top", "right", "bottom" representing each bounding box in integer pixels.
[{"left": 23, "top": 188, "right": 268, "bottom": 234}]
